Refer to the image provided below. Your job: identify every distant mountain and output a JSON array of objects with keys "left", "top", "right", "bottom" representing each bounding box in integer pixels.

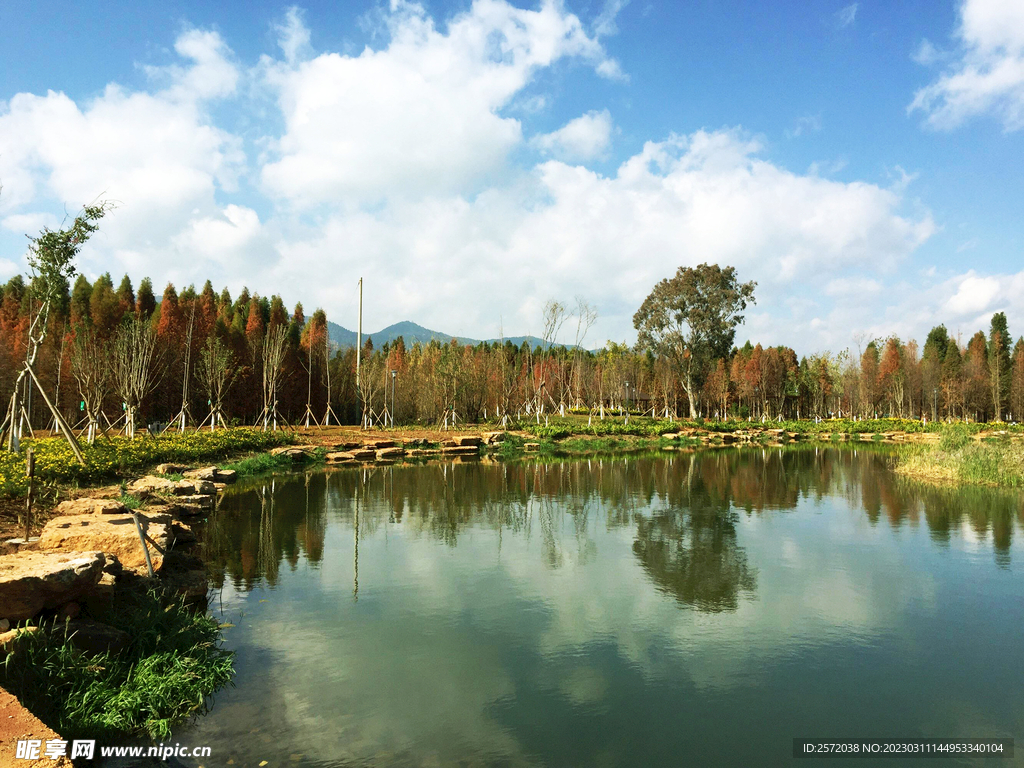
[{"left": 327, "top": 320, "right": 551, "bottom": 350}]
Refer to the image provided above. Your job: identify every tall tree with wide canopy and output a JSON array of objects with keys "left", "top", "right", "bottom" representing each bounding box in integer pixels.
[{"left": 633, "top": 264, "right": 756, "bottom": 418}]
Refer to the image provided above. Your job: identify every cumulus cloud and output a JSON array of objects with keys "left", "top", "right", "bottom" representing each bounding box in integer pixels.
[
  {"left": 259, "top": 0, "right": 622, "bottom": 207},
  {"left": 944, "top": 272, "right": 1004, "bottom": 315},
  {"left": 264, "top": 128, "right": 934, "bottom": 347},
  {"left": 0, "top": 26, "right": 244, "bottom": 284},
  {"left": 909, "top": 0, "right": 1024, "bottom": 130},
  {"left": 531, "top": 109, "right": 613, "bottom": 161},
  {"left": 2, "top": 0, "right": 1000, "bottom": 353}
]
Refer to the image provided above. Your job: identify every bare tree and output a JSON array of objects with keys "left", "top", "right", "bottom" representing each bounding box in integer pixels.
[
  {"left": 541, "top": 300, "right": 568, "bottom": 348},
  {"left": 198, "top": 334, "right": 237, "bottom": 430},
  {"left": 260, "top": 323, "right": 289, "bottom": 430},
  {"left": 570, "top": 296, "right": 597, "bottom": 408},
  {"left": 112, "top": 315, "right": 163, "bottom": 439},
  {"left": 70, "top": 328, "right": 111, "bottom": 444}
]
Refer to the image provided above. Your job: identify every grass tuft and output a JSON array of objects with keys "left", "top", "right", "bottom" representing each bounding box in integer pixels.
[
  {"left": 896, "top": 427, "right": 1024, "bottom": 488},
  {"left": 0, "top": 587, "right": 234, "bottom": 741}
]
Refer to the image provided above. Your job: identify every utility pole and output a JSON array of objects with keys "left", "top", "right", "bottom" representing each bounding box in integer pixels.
[{"left": 356, "top": 278, "right": 363, "bottom": 429}]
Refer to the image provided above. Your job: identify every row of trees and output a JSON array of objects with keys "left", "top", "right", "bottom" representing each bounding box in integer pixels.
[
  {"left": 1, "top": 216, "right": 1020, "bottom": 441},
  {"left": 344, "top": 314, "right": 1023, "bottom": 426},
  {"left": 0, "top": 266, "right": 332, "bottom": 444},
  {"left": 701, "top": 316, "right": 1022, "bottom": 423}
]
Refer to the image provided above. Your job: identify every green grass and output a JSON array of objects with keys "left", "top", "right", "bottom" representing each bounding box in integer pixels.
[
  {"left": 896, "top": 425, "right": 1024, "bottom": 488},
  {"left": 220, "top": 446, "right": 326, "bottom": 479},
  {"left": 510, "top": 414, "right": 1024, "bottom": 440},
  {"left": 118, "top": 493, "right": 143, "bottom": 511},
  {"left": 1, "top": 587, "right": 234, "bottom": 741},
  {"left": 0, "top": 428, "right": 294, "bottom": 498}
]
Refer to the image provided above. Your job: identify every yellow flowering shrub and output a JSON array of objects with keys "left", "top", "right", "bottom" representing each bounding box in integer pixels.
[{"left": 0, "top": 428, "right": 292, "bottom": 496}]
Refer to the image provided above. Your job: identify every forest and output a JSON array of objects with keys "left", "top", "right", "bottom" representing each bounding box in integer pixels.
[{"left": 1, "top": 269, "right": 1021, "bottom": 438}]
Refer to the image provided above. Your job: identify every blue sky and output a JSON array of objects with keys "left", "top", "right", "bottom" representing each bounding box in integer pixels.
[{"left": 1, "top": 0, "right": 1022, "bottom": 351}]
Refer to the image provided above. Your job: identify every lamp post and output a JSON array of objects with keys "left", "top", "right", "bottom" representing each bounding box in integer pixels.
[
  {"left": 391, "top": 370, "right": 397, "bottom": 428},
  {"left": 624, "top": 381, "right": 631, "bottom": 425}
]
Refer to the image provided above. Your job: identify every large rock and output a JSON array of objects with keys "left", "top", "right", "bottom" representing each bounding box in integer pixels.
[
  {"left": 482, "top": 431, "right": 507, "bottom": 445},
  {"left": 408, "top": 448, "right": 441, "bottom": 456},
  {"left": 376, "top": 447, "right": 405, "bottom": 460},
  {"left": 325, "top": 451, "right": 355, "bottom": 464},
  {"left": 336, "top": 449, "right": 375, "bottom": 461},
  {"left": 183, "top": 466, "right": 217, "bottom": 482},
  {"left": 175, "top": 494, "right": 213, "bottom": 510},
  {"left": 215, "top": 468, "right": 237, "bottom": 483},
  {"left": 172, "top": 479, "right": 215, "bottom": 496},
  {"left": 0, "top": 551, "right": 105, "bottom": 622},
  {"left": 453, "top": 435, "right": 482, "bottom": 447},
  {"left": 441, "top": 444, "right": 480, "bottom": 455},
  {"left": 54, "top": 498, "right": 127, "bottom": 516},
  {"left": 270, "top": 446, "right": 313, "bottom": 461},
  {"left": 155, "top": 463, "right": 186, "bottom": 475},
  {"left": 161, "top": 569, "right": 208, "bottom": 604},
  {"left": 128, "top": 476, "right": 176, "bottom": 496},
  {"left": 38, "top": 513, "right": 174, "bottom": 574}
]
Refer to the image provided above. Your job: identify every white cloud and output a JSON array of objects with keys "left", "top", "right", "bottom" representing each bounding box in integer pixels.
[
  {"left": 275, "top": 6, "right": 312, "bottom": 65},
  {"left": 531, "top": 109, "right": 613, "bottom": 161},
  {"left": 594, "top": 0, "right": 629, "bottom": 38},
  {"left": 259, "top": 0, "right": 622, "bottom": 207},
  {"left": 1, "top": 211, "right": 59, "bottom": 235},
  {"left": 143, "top": 29, "right": 240, "bottom": 102},
  {"left": 0, "top": 28, "right": 246, "bottom": 282},
  {"left": 909, "top": 0, "right": 1024, "bottom": 131},
  {"left": 267, "top": 129, "right": 934, "bottom": 347},
  {"left": 944, "top": 273, "right": 1003, "bottom": 315},
  {"left": 6, "top": 1, "right": 1005, "bottom": 354},
  {"left": 836, "top": 3, "right": 858, "bottom": 28}
]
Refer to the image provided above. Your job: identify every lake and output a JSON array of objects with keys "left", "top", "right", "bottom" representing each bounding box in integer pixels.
[{"left": 175, "top": 446, "right": 1024, "bottom": 767}]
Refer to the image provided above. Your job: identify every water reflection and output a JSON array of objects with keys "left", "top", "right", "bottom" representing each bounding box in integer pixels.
[
  {"left": 205, "top": 446, "right": 1023, "bottom": 596},
  {"left": 183, "top": 447, "right": 1024, "bottom": 768}
]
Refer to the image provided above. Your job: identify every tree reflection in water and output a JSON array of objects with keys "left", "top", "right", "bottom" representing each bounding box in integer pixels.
[{"left": 202, "top": 446, "right": 1024, "bottom": 598}]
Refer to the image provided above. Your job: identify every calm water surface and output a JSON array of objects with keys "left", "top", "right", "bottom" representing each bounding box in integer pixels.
[{"left": 176, "top": 447, "right": 1024, "bottom": 767}]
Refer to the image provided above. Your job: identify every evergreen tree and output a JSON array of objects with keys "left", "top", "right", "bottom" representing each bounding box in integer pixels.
[
  {"left": 69, "top": 275, "right": 93, "bottom": 325},
  {"left": 136, "top": 278, "right": 157, "bottom": 319},
  {"left": 117, "top": 274, "right": 135, "bottom": 310},
  {"left": 941, "top": 342, "right": 963, "bottom": 418},
  {"left": 989, "top": 312, "right": 1011, "bottom": 421}
]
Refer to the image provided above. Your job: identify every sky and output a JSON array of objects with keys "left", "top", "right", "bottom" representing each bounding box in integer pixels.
[{"left": 1, "top": 0, "right": 1022, "bottom": 352}]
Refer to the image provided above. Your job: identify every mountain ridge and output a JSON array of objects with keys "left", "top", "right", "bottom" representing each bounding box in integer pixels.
[{"left": 327, "top": 320, "right": 552, "bottom": 350}]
